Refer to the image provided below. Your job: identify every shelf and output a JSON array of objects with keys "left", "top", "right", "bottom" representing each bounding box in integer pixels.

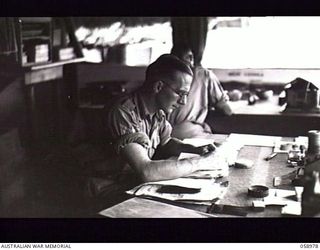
[
  {"left": 22, "top": 61, "right": 52, "bottom": 68},
  {"left": 14, "top": 17, "right": 84, "bottom": 72},
  {"left": 15, "top": 17, "right": 53, "bottom": 67},
  {"left": 22, "top": 36, "right": 51, "bottom": 41},
  {"left": 27, "top": 57, "right": 85, "bottom": 71},
  {"left": 19, "top": 17, "right": 52, "bottom": 23}
]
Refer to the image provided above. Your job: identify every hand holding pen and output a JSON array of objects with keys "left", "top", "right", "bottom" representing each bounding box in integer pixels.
[{"left": 197, "top": 143, "right": 217, "bottom": 155}]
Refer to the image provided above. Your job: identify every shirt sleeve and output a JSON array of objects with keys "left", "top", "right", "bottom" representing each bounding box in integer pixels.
[
  {"left": 159, "top": 119, "right": 173, "bottom": 146},
  {"left": 207, "top": 69, "right": 229, "bottom": 107},
  {"left": 108, "top": 106, "right": 151, "bottom": 154}
]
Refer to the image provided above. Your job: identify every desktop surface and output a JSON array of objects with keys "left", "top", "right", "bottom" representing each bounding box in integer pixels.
[{"left": 98, "top": 134, "right": 303, "bottom": 218}]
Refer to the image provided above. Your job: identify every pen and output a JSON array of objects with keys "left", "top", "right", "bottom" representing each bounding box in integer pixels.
[{"left": 265, "top": 152, "right": 277, "bottom": 161}]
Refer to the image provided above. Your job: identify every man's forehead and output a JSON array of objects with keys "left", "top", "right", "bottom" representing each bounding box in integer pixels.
[
  {"left": 168, "top": 72, "right": 192, "bottom": 90},
  {"left": 171, "top": 70, "right": 192, "bottom": 81}
]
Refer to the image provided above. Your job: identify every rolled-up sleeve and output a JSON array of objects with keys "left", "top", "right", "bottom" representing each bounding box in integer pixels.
[
  {"left": 108, "top": 107, "right": 150, "bottom": 154},
  {"left": 115, "top": 132, "right": 150, "bottom": 155}
]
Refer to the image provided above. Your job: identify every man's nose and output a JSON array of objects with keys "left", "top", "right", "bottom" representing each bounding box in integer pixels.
[
  {"left": 190, "top": 58, "right": 194, "bottom": 67},
  {"left": 178, "top": 95, "right": 187, "bottom": 105}
]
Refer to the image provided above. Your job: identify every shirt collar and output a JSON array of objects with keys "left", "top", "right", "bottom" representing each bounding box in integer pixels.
[
  {"left": 136, "top": 91, "right": 165, "bottom": 120},
  {"left": 135, "top": 91, "right": 153, "bottom": 119}
]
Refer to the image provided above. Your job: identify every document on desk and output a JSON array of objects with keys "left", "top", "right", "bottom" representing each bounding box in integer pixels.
[
  {"left": 99, "top": 197, "right": 214, "bottom": 218},
  {"left": 227, "top": 133, "right": 281, "bottom": 147},
  {"left": 126, "top": 177, "right": 228, "bottom": 205},
  {"left": 179, "top": 138, "right": 240, "bottom": 167}
]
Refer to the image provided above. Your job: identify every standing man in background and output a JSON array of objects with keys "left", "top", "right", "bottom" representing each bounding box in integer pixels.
[{"left": 168, "top": 43, "right": 233, "bottom": 139}]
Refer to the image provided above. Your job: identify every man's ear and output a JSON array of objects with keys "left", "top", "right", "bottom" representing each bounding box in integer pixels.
[{"left": 153, "top": 80, "right": 164, "bottom": 94}]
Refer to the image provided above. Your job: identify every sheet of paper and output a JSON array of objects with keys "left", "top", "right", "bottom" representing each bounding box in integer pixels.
[
  {"left": 181, "top": 169, "right": 227, "bottom": 179},
  {"left": 182, "top": 138, "right": 215, "bottom": 147},
  {"left": 227, "top": 133, "right": 281, "bottom": 147},
  {"left": 99, "top": 197, "right": 213, "bottom": 218},
  {"left": 281, "top": 201, "right": 302, "bottom": 216},
  {"left": 179, "top": 138, "right": 240, "bottom": 167},
  {"left": 263, "top": 188, "right": 304, "bottom": 206},
  {"left": 214, "top": 141, "right": 241, "bottom": 166},
  {"left": 269, "top": 188, "right": 296, "bottom": 198}
]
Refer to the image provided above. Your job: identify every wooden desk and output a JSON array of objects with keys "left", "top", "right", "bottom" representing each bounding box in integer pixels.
[
  {"left": 207, "top": 96, "right": 320, "bottom": 137},
  {"left": 98, "top": 134, "right": 301, "bottom": 218},
  {"left": 221, "top": 144, "right": 294, "bottom": 217}
]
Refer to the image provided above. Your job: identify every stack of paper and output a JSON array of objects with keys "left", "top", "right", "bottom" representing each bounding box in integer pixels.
[{"left": 126, "top": 177, "right": 228, "bottom": 206}]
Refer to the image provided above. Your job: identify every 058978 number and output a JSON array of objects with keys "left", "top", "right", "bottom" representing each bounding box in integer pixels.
[{"left": 300, "top": 244, "right": 319, "bottom": 248}]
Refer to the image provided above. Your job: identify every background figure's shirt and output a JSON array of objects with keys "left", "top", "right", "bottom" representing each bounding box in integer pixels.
[
  {"left": 168, "top": 66, "right": 228, "bottom": 126},
  {"left": 107, "top": 91, "right": 172, "bottom": 159}
]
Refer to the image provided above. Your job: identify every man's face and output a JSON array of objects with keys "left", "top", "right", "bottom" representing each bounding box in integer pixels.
[
  {"left": 156, "top": 72, "right": 192, "bottom": 114},
  {"left": 181, "top": 49, "right": 194, "bottom": 68}
]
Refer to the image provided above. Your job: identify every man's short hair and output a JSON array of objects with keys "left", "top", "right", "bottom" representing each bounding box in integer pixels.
[
  {"left": 145, "top": 54, "right": 193, "bottom": 85},
  {"left": 170, "top": 43, "right": 193, "bottom": 59}
]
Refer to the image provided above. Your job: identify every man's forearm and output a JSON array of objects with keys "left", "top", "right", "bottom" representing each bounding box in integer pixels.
[
  {"left": 141, "top": 157, "right": 197, "bottom": 182},
  {"left": 121, "top": 142, "right": 199, "bottom": 182},
  {"left": 121, "top": 142, "right": 219, "bottom": 183},
  {"left": 142, "top": 151, "right": 220, "bottom": 182}
]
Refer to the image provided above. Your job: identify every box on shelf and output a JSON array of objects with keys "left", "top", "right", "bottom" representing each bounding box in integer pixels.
[
  {"left": 106, "top": 43, "right": 151, "bottom": 66},
  {"left": 58, "top": 47, "right": 75, "bottom": 61},
  {"left": 105, "top": 41, "right": 171, "bottom": 66}
]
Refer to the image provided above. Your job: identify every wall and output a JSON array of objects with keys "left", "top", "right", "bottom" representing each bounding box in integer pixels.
[
  {"left": 0, "top": 62, "right": 29, "bottom": 216},
  {"left": 0, "top": 62, "right": 86, "bottom": 217}
]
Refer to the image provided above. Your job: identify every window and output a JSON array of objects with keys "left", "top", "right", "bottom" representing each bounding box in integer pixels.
[
  {"left": 74, "top": 17, "right": 172, "bottom": 65},
  {"left": 202, "top": 17, "right": 320, "bottom": 69}
]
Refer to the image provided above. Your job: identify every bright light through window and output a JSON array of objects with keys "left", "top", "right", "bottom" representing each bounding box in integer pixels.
[{"left": 202, "top": 17, "right": 320, "bottom": 69}]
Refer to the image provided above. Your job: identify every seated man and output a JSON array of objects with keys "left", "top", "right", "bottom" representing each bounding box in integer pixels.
[
  {"left": 107, "top": 54, "right": 226, "bottom": 183},
  {"left": 168, "top": 43, "right": 233, "bottom": 139}
]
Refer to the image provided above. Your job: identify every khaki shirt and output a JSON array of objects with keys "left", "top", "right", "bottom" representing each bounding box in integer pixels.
[{"left": 107, "top": 91, "right": 172, "bottom": 159}]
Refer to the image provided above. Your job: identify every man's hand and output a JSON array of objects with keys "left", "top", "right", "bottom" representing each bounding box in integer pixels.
[{"left": 194, "top": 144, "right": 216, "bottom": 155}]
